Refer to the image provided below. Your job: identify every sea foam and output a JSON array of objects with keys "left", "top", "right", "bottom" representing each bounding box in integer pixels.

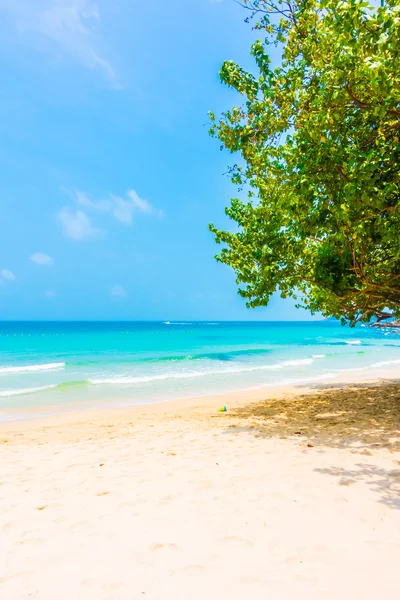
[
  {"left": 89, "top": 358, "right": 314, "bottom": 385},
  {"left": 0, "top": 362, "right": 65, "bottom": 374},
  {"left": 370, "top": 358, "right": 400, "bottom": 368},
  {"left": 0, "top": 385, "right": 57, "bottom": 397}
]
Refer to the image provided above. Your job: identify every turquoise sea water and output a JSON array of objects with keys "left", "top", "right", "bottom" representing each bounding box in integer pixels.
[{"left": 0, "top": 321, "right": 400, "bottom": 420}]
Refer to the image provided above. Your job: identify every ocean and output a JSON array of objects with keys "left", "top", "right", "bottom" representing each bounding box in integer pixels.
[{"left": 0, "top": 320, "right": 399, "bottom": 420}]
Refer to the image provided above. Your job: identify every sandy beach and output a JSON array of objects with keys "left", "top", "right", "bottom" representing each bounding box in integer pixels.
[
  {"left": 2, "top": 0, "right": 400, "bottom": 597},
  {"left": 1, "top": 378, "right": 400, "bottom": 599}
]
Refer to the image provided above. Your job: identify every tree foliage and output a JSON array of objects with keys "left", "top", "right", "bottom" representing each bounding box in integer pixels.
[{"left": 209, "top": 0, "right": 400, "bottom": 324}]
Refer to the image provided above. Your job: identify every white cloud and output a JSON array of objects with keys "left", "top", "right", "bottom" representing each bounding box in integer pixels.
[
  {"left": 75, "top": 188, "right": 164, "bottom": 225},
  {"left": 111, "top": 284, "right": 126, "bottom": 297},
  {"left": 44, "top": 290, "right": 57, "bottom": 297},
  {"left": 1, "top": 269, "right": 16, "bottom": 281},
  {"left": 58, "top": 206, "right": 101, "bottom": 240},
  {"left": 58, "top": 189, "right": 162, "bottom": 239},
  {"left": 110, "top": 195, "right": 136, "bottom": 224},
  {"left": 127, "top": 189, "right": 164, "bottom": 218},
  {"left": 75, "top": 191, "right": 109, "bottom": 211},
  {"left": 0, "top": 0, "right": 117, "bottom": 84},
  {"left": 30, "top": 252, "right": 54, "bottom": 265}
]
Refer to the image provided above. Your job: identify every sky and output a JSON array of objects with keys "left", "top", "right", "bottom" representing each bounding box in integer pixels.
[{"left": 0, "top": 0, "right": 320, "bottom": 321}]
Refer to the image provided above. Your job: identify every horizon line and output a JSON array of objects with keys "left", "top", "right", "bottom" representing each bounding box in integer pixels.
[{"left": 0, "top": 318, "right": 330, "bottom": 323}]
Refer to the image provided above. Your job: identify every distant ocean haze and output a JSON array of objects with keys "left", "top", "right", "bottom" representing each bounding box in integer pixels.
[{"left": 0, "top": 321, "right": 399, "bottom": 420}]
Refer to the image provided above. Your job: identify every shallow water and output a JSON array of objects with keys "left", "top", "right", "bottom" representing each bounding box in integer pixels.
[{"left": 0, "top": 320, "right": 399, "bottom": 419}]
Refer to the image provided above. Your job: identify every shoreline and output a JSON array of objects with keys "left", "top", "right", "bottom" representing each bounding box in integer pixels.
[{"left": 1, "top": 367, "right": 399, "bottom": 432}]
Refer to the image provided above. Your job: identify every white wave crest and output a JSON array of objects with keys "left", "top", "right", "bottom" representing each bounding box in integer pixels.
[
  {"left": 89, "top": 358, "right": 314, "bottom": 385},
  {"left": 0, "top": 362, "right": 65, "bottom": 374},
  {"left": 312, "top": 354, "right": 325, "bottom": 359},
  {"left": 0, "top": 385, "right": 57, "bottom": 397},
  {"left": 370, "top": 358, "right": 400, "bottom": 368},
  {"left": 280, "top": 358, "right": 313, "bottom": 367},
  {"left": 328, "top": 357, "right": 400, "bottom": 374},
  {"left": 345, "top": 340, "right": 361, "bottom": 345}
]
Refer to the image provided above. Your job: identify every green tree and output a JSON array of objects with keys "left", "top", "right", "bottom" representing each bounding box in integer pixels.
[{"left": 209, "top": 0, "right": 400, "bottom": 324}]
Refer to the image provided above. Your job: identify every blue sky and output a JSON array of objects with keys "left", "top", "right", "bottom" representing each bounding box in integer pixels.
[{"left": 0, "top": 0, "right": 318, "bottom": 321}]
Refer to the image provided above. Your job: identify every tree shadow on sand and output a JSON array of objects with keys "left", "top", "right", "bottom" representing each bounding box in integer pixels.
[
  {"left": 222, "top": 382, "right": 400, "bottom": 508},
  {"left": 223, "top": 381, "right": 400, "bottom": 451},
  {"left": 314, "top": 463, "right": 400, "bottom": 510}
]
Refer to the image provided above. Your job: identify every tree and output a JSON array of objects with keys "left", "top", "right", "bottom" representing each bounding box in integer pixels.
[{"left": 209, "top": 0, "right": 400, "bottom": 325}]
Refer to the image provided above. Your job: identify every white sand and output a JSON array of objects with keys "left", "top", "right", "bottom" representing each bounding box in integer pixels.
[{"left": 1, "top": 383, "right": 400, "bottom": 599}]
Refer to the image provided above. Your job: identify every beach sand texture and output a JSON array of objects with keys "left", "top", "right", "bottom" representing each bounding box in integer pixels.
[{"left": 1, "top": 382, "right": 400, "bottom": 599}]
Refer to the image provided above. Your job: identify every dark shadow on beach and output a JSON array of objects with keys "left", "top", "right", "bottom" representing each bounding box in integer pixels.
[
  {"left": 221, "top": 382, "right": 400, "bottom": 508},
  {"left": 223, "top": 381, "right": 400, "bottom": 450}
]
